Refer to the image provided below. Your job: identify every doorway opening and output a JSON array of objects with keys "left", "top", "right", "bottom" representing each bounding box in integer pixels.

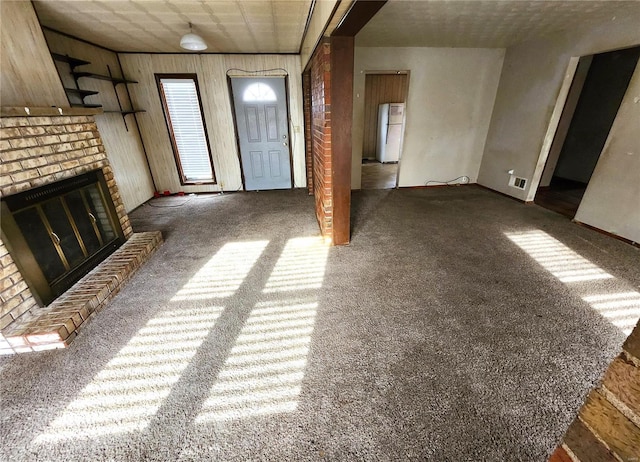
[
  {"left": 229, "top": 76, "right": 293, "bottom": 191},
  {"left": 361, "top": 72, "right": 409, "bottom": 190},
  {"left": 535, "top": 46, "right": 640, "bottom": 218}
]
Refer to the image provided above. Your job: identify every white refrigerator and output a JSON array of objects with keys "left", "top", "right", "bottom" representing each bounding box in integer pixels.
[{"left": 376, "top": 103, "right": 406, "bottom": 163}]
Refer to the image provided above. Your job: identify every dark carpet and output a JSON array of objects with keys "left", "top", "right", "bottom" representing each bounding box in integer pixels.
[{"left": 1, "top": 186, "right": 639, "bottom": 461}]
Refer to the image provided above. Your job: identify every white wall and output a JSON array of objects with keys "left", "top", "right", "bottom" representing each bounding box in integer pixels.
[
  {"left": 352, "top": 47, "right": 504, "bottom": 189},
  {"left": 120, "top": 54, "right": 305, "bottom": 193},
  {"left": 478, "top": 15, "right": 640, "bottom": 202},
  {"left": 574, "top": 61, "right": 640, "bottom": 243}
]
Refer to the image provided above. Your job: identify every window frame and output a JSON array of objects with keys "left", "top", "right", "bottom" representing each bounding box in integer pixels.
[{"left": 155, "top": 73, "right": 217, "bottom": 185}]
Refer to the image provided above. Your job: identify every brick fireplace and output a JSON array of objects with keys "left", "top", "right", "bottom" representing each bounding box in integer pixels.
[{"left": 0, "top": 109, "right": 161, "bottom": 353}]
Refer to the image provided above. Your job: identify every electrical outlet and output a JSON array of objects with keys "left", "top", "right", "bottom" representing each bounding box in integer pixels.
[{"left": 509, "top": 176, "right": 527, "bottom": 190}]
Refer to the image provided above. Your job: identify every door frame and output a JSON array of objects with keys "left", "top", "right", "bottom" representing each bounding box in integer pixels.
[
  {"left": 527, "top": 57, "right": 581, "bottom": 202},
  {"left": 529, "top": 45, "right": 639, "bottom": 206},
  {"left": 361, "top": 70, "right": 411, "bottom": 189},
  {"left": 227, "top": 75, "right": 294, "bottom": 191}
]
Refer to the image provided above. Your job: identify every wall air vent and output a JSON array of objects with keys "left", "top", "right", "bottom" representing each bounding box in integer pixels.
[{"left": 509, "top": 176, "right": 527, "bottom": 190}]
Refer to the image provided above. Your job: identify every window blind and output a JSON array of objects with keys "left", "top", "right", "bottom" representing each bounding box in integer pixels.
[{"left": 160, "top": 78, "right": 214, "bottom": 182}]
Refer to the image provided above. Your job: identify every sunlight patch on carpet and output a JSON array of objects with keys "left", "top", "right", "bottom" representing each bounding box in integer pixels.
[
  {"left": 196, "top": 236, "right": 328, "bottom": 421},
  {"left": 34, "top": 306, "right": 223, "bottom": 441},
  {"left": 263, "top": 237, "right": 329, "bottom": 293},
  {"left": 505, "top": 231, "right": 613, "bottom": 283},
  {"left": 506, "top": 230, "right": 638, "bottom": 335},
  {"left": 583, "top": 291, "right": 640, "bottom": 335},
  {"left": 171, "top": 241, "right": 268, "bottom": 301}
]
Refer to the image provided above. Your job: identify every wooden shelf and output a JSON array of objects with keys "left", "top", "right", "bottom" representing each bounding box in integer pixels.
[
  {"left": 71, "top": 103, "right": 103, "bottom": 109},
  {"left": 103, "top": 110, "right": 146, "bottom": 115},
  {"left": 51, "top": 53, "right": 90, "bottom": 68},
  {"left": 72, "top": 72, "right": 138, "bottom": 85},
  {"left": 50, "top": 52, "right": 143, "bottom": 131},
  {"left": 1, "top": 107, "right": 103, "bottom": 117},
  {"left": 64, "top": 88, "right": 99, "bottom": 98}
]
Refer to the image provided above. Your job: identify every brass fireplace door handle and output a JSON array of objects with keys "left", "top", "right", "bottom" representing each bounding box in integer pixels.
[{"left": 50, "top": 232, "right": 61, "bottom": 245}]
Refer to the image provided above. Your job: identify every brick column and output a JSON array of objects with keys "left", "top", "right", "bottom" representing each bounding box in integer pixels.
[
  {"left": 310, "top": 40, "right": 333, "bottom": 240},
  {"left": 303, "top": 71, "right": 314, "bottom": 195}
]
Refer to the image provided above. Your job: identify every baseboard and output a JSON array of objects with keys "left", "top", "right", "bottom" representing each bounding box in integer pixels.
[
  {"left": 473, "top": 184, "right": 528, "bottom": 203},
  {"left": 398, "top": 183, "right": 475, "bottom": 190},
  {"left": 573, "top": 220, "right": 639, "bottom": 248}
]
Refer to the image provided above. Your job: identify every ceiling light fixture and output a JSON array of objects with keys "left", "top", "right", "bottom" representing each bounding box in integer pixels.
[{"left": 180, "top": 22, "right": 207, "bottom": 51}]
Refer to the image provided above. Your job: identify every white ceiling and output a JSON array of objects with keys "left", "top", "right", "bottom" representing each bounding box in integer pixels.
[
  {"left": 32, "top": 0, "right": 640, "bottom": 53},
  {"left": 32, "top": 0, "right": 313, "bottom": 53},
  {"left": 357, "top": 0, "right": 640, "bottom": 48}
]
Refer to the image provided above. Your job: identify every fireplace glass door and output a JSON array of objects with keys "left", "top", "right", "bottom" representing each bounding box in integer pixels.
[{"left": 1, "top": 170, "right": 124, "bottom": 306}]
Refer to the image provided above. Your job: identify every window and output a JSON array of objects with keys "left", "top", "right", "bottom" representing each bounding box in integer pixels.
[{"left": 156, "top": 74, "right": 216, "bottom": 184}]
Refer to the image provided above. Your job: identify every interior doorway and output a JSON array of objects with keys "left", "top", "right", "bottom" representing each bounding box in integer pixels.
[
  {"left": 361, "top": 72, "right": 408, "bottom": 190},
  {"left": 535, "top": 46, "right": 640, "bottom": 218}
]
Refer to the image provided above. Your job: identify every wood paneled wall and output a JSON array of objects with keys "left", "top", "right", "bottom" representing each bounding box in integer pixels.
[
  {"left": 0, "top": 1, "right": 68, "bottom": 108},
  {"left": 119, "top": 54, "right": 306, "bottom": 193},
  {"left": 43, "top": 31, "right": 155, "bottom": 213},
  {"left": 362, "top": 73, "right": 408, "bottom": 159}
]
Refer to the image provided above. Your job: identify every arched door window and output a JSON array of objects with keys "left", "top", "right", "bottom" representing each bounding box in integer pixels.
[{"left": 243, "top": 82, "right": 277, "bottom": 102}]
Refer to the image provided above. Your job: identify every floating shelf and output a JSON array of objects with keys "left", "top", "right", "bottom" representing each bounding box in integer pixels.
[
  {"left": 1, "top": 107, "right": 103, "bottom": 117},
  {"left": 70, "top": 103, "right": 103, "bottom": 109},
  {"left": 72, "top": 72, "right": 138, "bottom": 85},
  {"left": 52, "top": 53, "right": 90, "bottom": 68},
  {"left": 64, "top": 88, "right": 99, "bottom": 98},
  {"left": 51, "top": 52, "right": 144, "bottom": 132},
  {"left": 103, "top": 110, "right": 146, "bottom": 115}
]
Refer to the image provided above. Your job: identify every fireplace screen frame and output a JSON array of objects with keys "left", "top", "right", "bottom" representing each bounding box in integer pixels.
[{"left": 1, "top": 169, "right": 125, "bottom": 307}]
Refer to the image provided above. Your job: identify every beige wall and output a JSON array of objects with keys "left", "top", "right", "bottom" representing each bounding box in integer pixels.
[
  {"left": 574, "top": 61, "right": 640, "bottom": 243},
  {"left": 352, "top": 47, "right": 504, "bottom": 189},
  {"left": 43, "top": 31, "right": 155, "bottom": 212},
  {"left": 0, "top": 1, "right": 68, "bottom": 108},
  {"left": 299, "top": 0, "right": 340, "bottom": 69},
  {"left": 478, "top": 15, "right": 640, "bottom": 203},
  {"left": 119, "top": 54, "right": 306, "bottom": 193}
]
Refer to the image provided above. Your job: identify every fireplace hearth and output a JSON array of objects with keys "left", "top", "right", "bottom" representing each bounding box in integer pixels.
[{"left": 1, "top": 110, "right": 162, "bottom": 353}]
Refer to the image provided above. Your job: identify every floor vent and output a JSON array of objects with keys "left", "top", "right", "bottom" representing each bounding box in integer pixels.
[{"left": 509, "top": 176, "right": 527, "bottom": 190}]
